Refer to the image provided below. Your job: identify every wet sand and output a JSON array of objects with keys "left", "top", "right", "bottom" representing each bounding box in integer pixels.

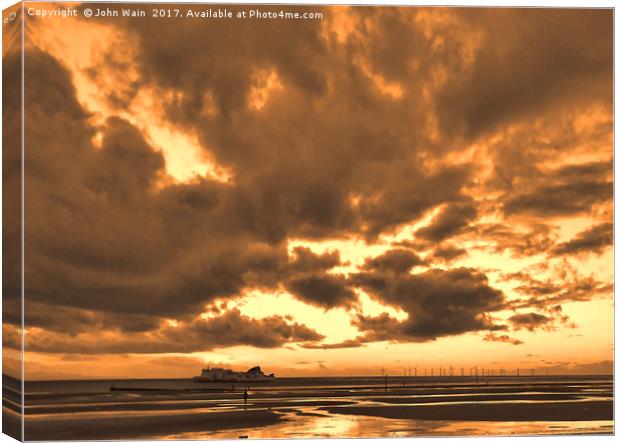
[
  {"left": 318, "top": 400, "right": 613, "bottom": 422},
  {"left": 24, "top": 409, "right": 285, "bottom": 440}
]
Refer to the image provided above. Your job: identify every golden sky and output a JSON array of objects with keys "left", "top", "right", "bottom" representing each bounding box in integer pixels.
[{"left": 3, "top": 2, "right": 613, "bottom": 379}]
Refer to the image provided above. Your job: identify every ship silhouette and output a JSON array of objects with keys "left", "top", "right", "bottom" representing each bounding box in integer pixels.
[{"left": 193, "top": 366, "right": 275, "bottom": 383}]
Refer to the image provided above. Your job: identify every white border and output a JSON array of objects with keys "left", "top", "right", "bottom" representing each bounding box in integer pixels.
[{"left": 0, "top": 1, "right": 616, "bottom": 443}]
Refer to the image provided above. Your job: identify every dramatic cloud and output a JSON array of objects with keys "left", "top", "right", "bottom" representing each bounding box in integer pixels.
[
  {"left": 352, "top": 268, "right": 506, "bottom": 341},
  {"left": 415, "top": 201, "right": 477, "bottom": 242},
  {"left": 503, "top": 161, "right": 612, "bottom": 217},
  {"left": 13, "top": 5, "right": 613, "bottom": 373},
  {"left": 432, "top": 245, "right": 468, "bottom": 262},
  {"left": 509, "top": 313, "right": 551, "bottom": 332},
  {"left": 22, "top": 309, "right": 324, "bottom": 354},
  {"left": 285, "top": 273, "right": 356, "bottom": 309},
  {"left": 288, "top": 246, "right": 342, "bottom": 273},
  {"left": 437, "top": 9, "right": 612, "bottom": 140},
  {"left": 551, "top": 223, "right": 612, "bottom": 256},
  {"left": 362, "top": 248, "right": 424, "bottom": 273},
  {"left": 504, "top": 265, "right": 613, "bottom": 311}
]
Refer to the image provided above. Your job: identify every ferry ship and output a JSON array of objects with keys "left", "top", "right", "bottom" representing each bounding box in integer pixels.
[{"left": 193, "top": 366, "right": 276, "bottom": 383}]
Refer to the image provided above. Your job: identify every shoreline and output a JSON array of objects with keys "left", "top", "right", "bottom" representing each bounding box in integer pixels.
[{"left": 24, "top": 409, "right": 286, "bottom": 440}]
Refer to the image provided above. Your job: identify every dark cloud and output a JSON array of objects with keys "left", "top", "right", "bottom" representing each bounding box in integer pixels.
[
  {"left": 352, "top": 313, "right": 411, "bottom": 343},
  {"left": 432, "top": 245, "right": 468, "bottom": 262},
  {"left": 288, "top": 246, "right": 342, "bottom": 273},
  {"left": 415, "top": 201, "right": 477, "bottom": 242},
  {"left": 285, "top": 273, "right": 356, "bottom": 309},
  {"left": 503, "top": 180, "right": 612, "bottom": 217},
  {"left": 503, "top": 161, "right": 612, "bottom": 217},
  {"left": 87, "top": 116, "right": 166, "bottom": 202},
  {"left": 438, "top": 9, "right": 612, "bottom": 140},
  {"left": 362, "top": 248, "right": 424, "bottom": 273},
  {"left": 357, "top": 165, "right": 472, "bottom": 238},
  {"left": 504, "top": 265, "right": 612, "bottom": 311},
  {"left": 551, "top": 223, "right": 612, "bottom": 256},
  {"left": 352, "top": 268, "right": 506, "bottom": 341},
  {"left": 121, "top": 5, "right": 328, "bottom": 117},
  {"left": 7, "top": 300, "right": 102, "bottom": 336},
  {"left": 24, "top": 308, "right": 324, "bottom": 354},
  {"left": 509, "top": 312, "right": 551, "bottom": 331}
]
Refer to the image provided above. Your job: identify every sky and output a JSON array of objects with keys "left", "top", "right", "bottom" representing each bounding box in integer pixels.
[{"left": 2, "top": 2, "right": 613, "bottom": 380}]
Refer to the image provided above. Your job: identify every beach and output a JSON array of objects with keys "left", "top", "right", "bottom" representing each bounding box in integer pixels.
[{"left": 3, "top": 375, "right": 613, "bottom": 439}]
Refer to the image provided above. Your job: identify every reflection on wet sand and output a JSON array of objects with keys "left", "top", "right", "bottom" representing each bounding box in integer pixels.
[{"left": 169, "top": 415, "right": 614, "bottom": 440}]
